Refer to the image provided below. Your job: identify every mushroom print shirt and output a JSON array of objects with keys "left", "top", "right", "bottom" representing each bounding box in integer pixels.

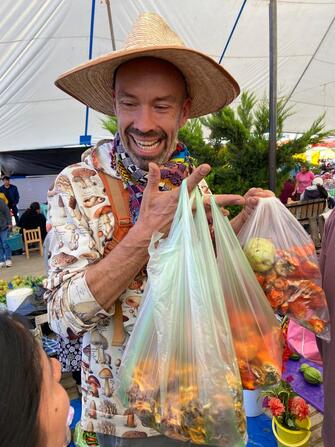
[{"left": 45, "top": 138, "right": 193, "bottom": 438}]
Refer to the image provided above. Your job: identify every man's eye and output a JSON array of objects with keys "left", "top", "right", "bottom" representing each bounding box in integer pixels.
[
  {"left": 121, "top": 102, "right": 136, "bottom": 107},
  {"left": 155, "top": 105, "right": 169, "bottom": 111}
]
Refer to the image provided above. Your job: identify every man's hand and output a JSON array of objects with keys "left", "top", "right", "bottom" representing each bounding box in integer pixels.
[
  {"left": 8, "top": 224, "right": 12, "bottom": 232},
  {"left": 136, "top": 163, "right": 245, "bottom": 237},
  {"left": 230, "top": 187, "right": 274, "bottom": 233}
]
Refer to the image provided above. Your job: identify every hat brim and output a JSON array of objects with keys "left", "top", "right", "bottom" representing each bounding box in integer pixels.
[{"left": 55, "top": 46, "right": 240, "bottom": 118}]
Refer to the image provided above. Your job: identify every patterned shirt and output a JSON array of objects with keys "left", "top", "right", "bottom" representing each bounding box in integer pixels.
[{"left": 45, "top": 140, "right": 159, "bottom": 437}]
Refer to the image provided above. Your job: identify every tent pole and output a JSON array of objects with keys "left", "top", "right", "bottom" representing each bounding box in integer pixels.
[
  {"left": 106, "top": 0, "right": 116, "bottom": 51},
  {"left": 269, "top": 0, "right": 277, "bottom": 192},
  {"left": 81, "top": 0, "right": 96, "bottom": 145}
]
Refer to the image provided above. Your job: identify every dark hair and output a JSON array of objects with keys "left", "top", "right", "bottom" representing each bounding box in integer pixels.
[
  {"left": 1, "top": 175, "right": 10, "bottom": 181},
  {"left": 29, "top": 202, "right": 40, "bottom": 213},
  {"left": 0, "top": 313, "right": 43, "bottom": 447}
]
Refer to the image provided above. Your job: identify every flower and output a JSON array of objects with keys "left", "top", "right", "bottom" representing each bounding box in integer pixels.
[
  {"left": 268, "top": 397, "right": 285, "bottom": 417},
  {"left": 289, "top": 396, "right": 309, "bottom": 421},
  {"left": 261, "top": 380, "right": 310, "bottom": 430}
]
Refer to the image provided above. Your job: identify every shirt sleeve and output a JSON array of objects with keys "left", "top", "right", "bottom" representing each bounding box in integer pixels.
[{"left": 44, "top": 169, "right": 115, "bottom": 338}]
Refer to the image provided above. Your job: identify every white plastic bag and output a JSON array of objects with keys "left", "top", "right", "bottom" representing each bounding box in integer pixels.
[
  {"left": 238, "top": 197, "right": 330, "bottom": 340},
  {"left": 118, "top": 180, "right": 246, "bottom": 446}
]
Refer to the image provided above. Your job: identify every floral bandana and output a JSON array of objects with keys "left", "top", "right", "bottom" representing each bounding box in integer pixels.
[{"left": 110, "top": 133, "right": 192, "bottom": 223}]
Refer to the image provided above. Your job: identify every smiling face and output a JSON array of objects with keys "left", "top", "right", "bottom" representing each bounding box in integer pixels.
[
  {"left": 113, "top": 57, "right": 191, "bottom": 170},
  {"left": 38, "top": 351, "right": 70, "bottom": 447}
]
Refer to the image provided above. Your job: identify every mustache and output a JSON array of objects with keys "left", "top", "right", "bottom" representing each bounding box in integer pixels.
[{"left": 126, "top": 127, "right": 167, "bottom": 140}]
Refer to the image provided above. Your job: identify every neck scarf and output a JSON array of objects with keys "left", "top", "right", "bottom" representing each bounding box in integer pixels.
[{"left": 110, "top": 133, "right": 192, "bottom": 223}]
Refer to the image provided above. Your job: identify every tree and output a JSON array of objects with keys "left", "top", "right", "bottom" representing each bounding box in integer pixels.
[{"left": 179, "top": 91, "right": 333, "bottom": 198}]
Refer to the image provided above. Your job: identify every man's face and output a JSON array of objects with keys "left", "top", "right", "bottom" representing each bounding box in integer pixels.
[
  {"left": 113, "top": 58, "right": 191, "bottom": 170},
  {"left": 2, "top": 178, "right": 10, "bottom": 187}
]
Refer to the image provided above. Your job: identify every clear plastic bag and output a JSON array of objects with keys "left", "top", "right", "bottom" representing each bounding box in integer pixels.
[
  {"left": 117, "top": 181, "right": 246, "bottom": 446},
  {"left": 210, "top": 197, "right": 282, "bottom": 390},
  {"left": 238, "top": 197, "right": 330, "bottom": 341}
]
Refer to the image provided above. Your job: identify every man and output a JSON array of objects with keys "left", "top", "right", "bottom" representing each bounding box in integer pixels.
[
  {"left": 46, "top": 13, "right": 271, "bottom": 446},
  {"left": 0, "top": 196, "right": 12, "bottom": 268},
  {"left": 318, "top": 208, "right": 335, "bottom": 447},
  {"left": 0, "top": 176, "right": 20, "bottom": 225}
]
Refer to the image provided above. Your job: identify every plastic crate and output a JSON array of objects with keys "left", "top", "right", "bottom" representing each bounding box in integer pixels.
[{"left": 7, "top": 233, "right": 24, "bottom": 253}]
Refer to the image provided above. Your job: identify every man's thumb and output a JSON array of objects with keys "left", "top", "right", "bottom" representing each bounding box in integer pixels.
[{"left": 146, "top": 163, "right": 161, "bottom": 191}]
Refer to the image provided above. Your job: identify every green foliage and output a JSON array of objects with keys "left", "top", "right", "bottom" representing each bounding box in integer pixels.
[
  {"left": 178, "top": 91, "right": 334, "bottom": 218},
  {"left": 102, "top": 116, "right": 118, "bottom": 136}
]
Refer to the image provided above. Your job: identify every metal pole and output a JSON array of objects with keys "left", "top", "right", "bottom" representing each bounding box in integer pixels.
[
  {"left": 269, "top": 0, "right": 277, "bottom": 192},
  {"left": 106, "top": 0, "right": 116, "bottom": 51}
]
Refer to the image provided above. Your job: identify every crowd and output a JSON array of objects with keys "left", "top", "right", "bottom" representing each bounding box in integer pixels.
[
  {"left": 0, "top": 176, "right": 47, "bottom": 268},
  {"left": 1, "top": 11, "right": 335, "bottom": 447}
]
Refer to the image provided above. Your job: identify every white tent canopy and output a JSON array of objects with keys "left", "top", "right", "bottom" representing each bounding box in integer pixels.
[{"left": 1, "top": 0, "right": 335, "bottom": 152}]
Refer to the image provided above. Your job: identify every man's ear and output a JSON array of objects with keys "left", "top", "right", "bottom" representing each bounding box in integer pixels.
[{"left": 179, "top": 97, "right": 192, "bottom": 128}]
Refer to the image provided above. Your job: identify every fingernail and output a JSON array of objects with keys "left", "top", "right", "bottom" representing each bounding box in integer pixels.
[{"left": 200, "top": 165, "right": 210, "bottom": 175}]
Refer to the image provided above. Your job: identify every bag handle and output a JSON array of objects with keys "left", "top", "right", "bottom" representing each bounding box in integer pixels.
[{"left": 98, "top": 171, "right": 132, "bottom": 346}]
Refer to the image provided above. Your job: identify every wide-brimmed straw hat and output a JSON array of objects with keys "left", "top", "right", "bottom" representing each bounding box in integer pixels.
[{"left": 55, "top": 12, "right": 240, "bottom": 118}]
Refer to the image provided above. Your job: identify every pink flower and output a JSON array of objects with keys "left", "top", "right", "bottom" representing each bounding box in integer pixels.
[
  {"left": 289, "top": 396, "right": 309, "bottom": 421},
  {"left": 268, "top": 397, "right": 285, "bottom": 417}
]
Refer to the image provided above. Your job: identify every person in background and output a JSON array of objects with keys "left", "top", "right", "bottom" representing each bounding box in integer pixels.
[
  {"left": 0, "top": 312, "right": 70, "bottom": 447},
  {"left": 279, "top": 177, "right": 295, "bottom": 204},
  {"left": 19, "top": 202, "right": 47, "bottom": 241},
  {"left": 292, "top": 164, "right": 314, "bottom": 200},
  {"left": 300, "top": 177, "right": 328, "bottom": 201},
  {"left": 0, "top": 175, "right": 20, "bottom": 225},
  {"left": 0, "top": 196, "right": 12, "bottom": 268},
  {"left": 318, "top": 208, "right": 335, "bottom": 447}
]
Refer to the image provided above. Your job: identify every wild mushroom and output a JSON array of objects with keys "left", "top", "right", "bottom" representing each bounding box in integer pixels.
[
  {"left": 99, "top": 368, "right": 113, "bottom": 397},
  {"left": 124, "top": 408, "right": 137, "bottom": 428},
  {"left": 93, "top": 205, "right": 113, "bottom": 219},
  {"left": 100, "top": 400, "right": 118, "bottom": 419},
  {"left": 83, "top": 196, "right": 105, "bottom": 208},
  {"left": 58, "top": 195, "right": 65, "bottom": 208},
  {"left": 72, "top": 168, "right": 96, "bottom": 188},
  {"left": 89, "top": 400, "right": 97, "bottom": 419},
  {"left": 91, "top": 330, "right": 108, "bottom": 364},
  {"left": 68, "top": 196, "right": 83, "bottom": 221},
  {"left": 94, "top": 206, "right": 114, "bottom": 237},
  {"left": 51, "top": 252, "right": 78, "bottom": 268},
  {"left": 83, "top": 344, "right": 91, "bottom": 358},
  {"left": 115, "top": 358, "right": 121, "bottom": 368},
  {"left": 87, "top": 375, "right": 101, "bottom": 397},
  {"left": 86, "top": 421, "right": 94, "bottom": 432},
  {"left": 55, "top": 174, "right": 72, "bottom": 193}
]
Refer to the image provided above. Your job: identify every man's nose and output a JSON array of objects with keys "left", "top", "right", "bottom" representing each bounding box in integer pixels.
[{"left": 133, "top": 106, "right": 155, "bottom": 134}]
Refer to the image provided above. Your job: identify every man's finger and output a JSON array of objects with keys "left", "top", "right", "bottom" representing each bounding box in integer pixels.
[
  {"left": 186, "top": 164, "right": 211, "bottom": 192},
  {"left": 204, "top": 194, "right": 245, "bottom": 207},
  {"left": 146, "top": 162, "right": 161, "bottom": 193}
]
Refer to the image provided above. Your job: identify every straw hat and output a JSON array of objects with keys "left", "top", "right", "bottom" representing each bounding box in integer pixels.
[{"left": 55, "top": 13, "right": 240, "bottom": 118}]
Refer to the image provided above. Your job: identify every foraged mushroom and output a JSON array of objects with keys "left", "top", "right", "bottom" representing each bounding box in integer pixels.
[
  {"left": 124, "top": 408, "right": 136, "bottom": 428},
  {"left": 51, "top": 252, "right": 78, "bottom": 267},
  {"left": 93, "top": 205, "right": 113, "bottom": 219},
  {"left": 91, "top": 330, "right": 108, "bottom": 364},
  {"left": 83, "top": 196, "right": 105, "bottom": 208},
  {"left": 89, "top": 400, "right": 97, "bottom": 419},
  {"left": 87, "top": 375, "right": 101, "bottom": 398},
  {"left": 86, "top": 421, "right": 94, "bottom": 432},
  {"left": 72, "top": 168, "right": 96, "bottom": 188},
  {"left": 99, "top": 368, "right": 113, "bottom": 397}
]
